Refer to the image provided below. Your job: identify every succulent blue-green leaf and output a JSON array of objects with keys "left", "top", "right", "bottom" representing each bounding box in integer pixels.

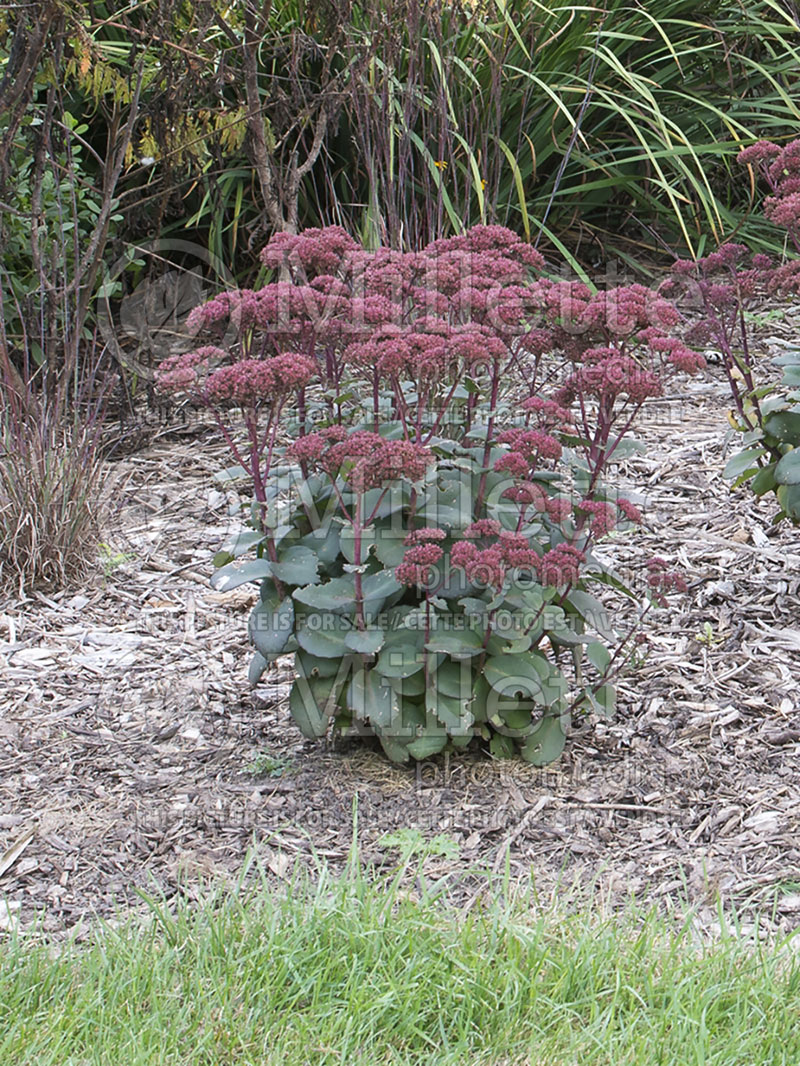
[
  {"left": 484, "top": 651, "right": 566, "bottom": 706},
  {"left": 249, "top": 595, "right": 294, "bottom": 658},
  {"left": 376, "top": 645, "right": 425, "bottom": 679},
  {"left": 491, "top": 706, "right": 536, "bottom": 732},
  {"left": 777, "top": 483, "right": 800, "bottom": 518},
  {"left": 407, "top": 732, "right": 448, "bottom": 759},
  {"left": 775, "top": 449, "right": 800, "bottom": 485},
  {"left": 588, "top": 683, "right": 616, "bottom": 717},
  {"left": 300, "top": 525, "right": 341, "bottom": 568},
  {"left": 468, "top": 675, "right": 491, "bottom": 724},
  {"left": 424, "top": 627, "right": 484, "bottom": 658},
  {"left": 361, "top": 570, "right": 403, "bottom": 607},
  {"left": 373, "top": 528, "right": 409, "bottom": 568},
  {"left": 764, "top": 411, "right": 800, "bottom": 444},
  {"left": 339, "top": 525, "right": 377, "bottom": 564},
  {"left": 289, "top": 677, "right": 333, "bottom": 738},
  {"left": 434, "top": 660, "right": 474, "bottom": 699},
  {"left": 376, "top": 625, "right": 425, "bottom": 678},
  {"left": 269, "top": 545, "right": 320, "bottom": 586},
  {"left": 219, "top": 528, "right": 267, "bottom": 560},
  {"left": 375, "top": 733, "right": 411, "bottom": 763},
  {"left": 519, "top": 714, "right": 568, "bottom": 766},
  {"left": 489, "top": 733, "right": 515, "bottom": 759},
  {"left": 212, "top": 557, "right": 274, "bottom": 591},
  {"left": 585, "top": 641, "right": 612, "bottom": 673},
  {"left": 564, "top": 589, "right": 614, "bottom": 639},
  {"left": 347, "top": 668, "right": 397, "bottom": 727},
  {"left": 213, "top": 464, "right": 248, "bottom": 483},
  {"left": 294, "top": 574, "right": 357, "bottom": 612},
  {"left": 773, "top": 348, "right": 800, "bottom": 366},
  {"left": 344, "top": 627, "right": 385, "bottom": 654},
  {"left": 248, "top": 651, "right": 269, "bottom": 687},
  {"left": 751, "top": 462, "right": 778, "bottom": 494},
  {"left": 296, "top": 613, "right": 351, "bottom": 657},
  {"left": 296, "top": 649, "right": 340, "bottom": 679},
  {"left": 389, "top": 671, "right": 426, "bottom": 698},
  {"left": 426, "top": 688, "right": 473, "bottom": 733},
  {"left": 723, "top": 447, "right": 767, "bottom": 480}
]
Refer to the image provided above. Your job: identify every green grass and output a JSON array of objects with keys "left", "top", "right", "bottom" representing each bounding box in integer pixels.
[{"left": 1, "top": 856, "right": 799, "bottom": 1065}]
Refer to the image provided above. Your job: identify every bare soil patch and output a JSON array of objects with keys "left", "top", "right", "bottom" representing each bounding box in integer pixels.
[{"left": 1, "top": 366, "right": 799, "bottom": 937}]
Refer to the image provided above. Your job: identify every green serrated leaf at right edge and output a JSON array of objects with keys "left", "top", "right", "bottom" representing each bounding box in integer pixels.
[
  {"left": 777, "top": 483, "right": 800, "bottom": 519},
  {"left": 518, "top": 714, "right": 568, "bottom": 766},
  {"left": 775, "top": 449, "right": 800, "bottom": 486}
]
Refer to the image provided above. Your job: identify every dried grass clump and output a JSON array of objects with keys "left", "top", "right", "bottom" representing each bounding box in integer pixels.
[{"left": 0, "top": 359, "right": 110, "bottom": 596}]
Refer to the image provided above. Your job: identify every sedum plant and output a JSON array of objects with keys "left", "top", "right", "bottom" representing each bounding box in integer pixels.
[
  {"left": 664, "top": 139, "right": 800, "bottom": 522},
  {"left": 156, "top": 225, "right": 696, "bottom": 764}
]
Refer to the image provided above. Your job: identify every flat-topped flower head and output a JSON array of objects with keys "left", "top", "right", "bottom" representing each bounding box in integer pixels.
[
  {"left": 539, "top": 544, "right": 585, "bottom": 587},
  {"left": 204, "top": 354, "right": 316, "bottom": 406},
  {"left": 154, "top": 346, "right": 224, "bottom": 396},
  {"left": 395, "top": 542, "right": 444, "bottom": 588},
  {"left": 260, "top": 226, "right": 360, "bottom": 277},
  {"left": 291, "top": 430, "right": 433, "bottom": 492},
  {"left": 403, "top": 527, "right": 447, "bottom": 546}
]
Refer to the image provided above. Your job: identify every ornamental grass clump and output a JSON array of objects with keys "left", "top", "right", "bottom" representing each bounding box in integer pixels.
[
  {"left": 157, "top": 225, "right": 702, "bottom": 764},
  {"left": 0, "top": 346, "right": 110, "bottom": 594}
]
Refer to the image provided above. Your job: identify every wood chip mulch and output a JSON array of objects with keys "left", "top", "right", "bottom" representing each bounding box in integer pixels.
[{"left": 1, "top": 360, "right": 799, "bottom": 940}]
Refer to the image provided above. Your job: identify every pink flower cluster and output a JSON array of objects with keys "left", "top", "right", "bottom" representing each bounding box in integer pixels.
[
  {"left": 450, "top": 520, "right": 586, "bottom": 591},
  {"left": 395, "top": 528, "right": 447, "bottom": 587},
  {"left": 203, "top": 354, "right": 316, "bottom": 406},
  {"left": 259, "top": 226, "right": 361, "bottom": 278},
  {"left": 738, "top": 139, "right": 800, "bottom": 238},
  {"left": 577, "top": 499, "right": 616, "bottom": 536},
  {"left": 735, "top": 138, "right": 800, "bottom": 292},
  {"left": 288, "top": 429, "right": 433, "bottom": 492},
  {"left": 556, "top": 353, "right": 663, "bottom": 407},
  {"left": 520, "top": 395, "right": 574, "bottom": 429},
  {"left": 154, "top": 346, "right": 224, "bottom": 395},
  {"left": 646, "top": 557, "right": 688, "bottom": 606},
  {"left": 155, "top": 346, "right": 319, "bottom": 407},
  {"left": 493, "top": 427, "right": 563, "bottom": 480}
]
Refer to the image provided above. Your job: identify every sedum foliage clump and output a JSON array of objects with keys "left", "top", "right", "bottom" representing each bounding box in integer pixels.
[{"left": 157, "top": 225, "right": 696, "bottom": 764}]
